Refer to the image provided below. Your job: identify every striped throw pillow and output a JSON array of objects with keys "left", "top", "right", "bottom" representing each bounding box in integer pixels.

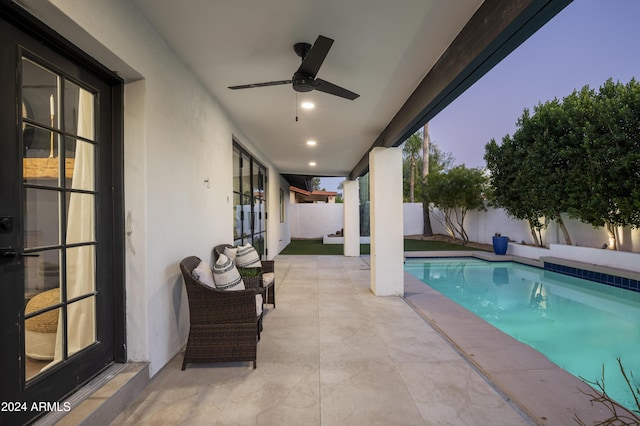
[
  {"left": 235, "top": 243, "right": 262, "bottom": 268},
  {"left": 213, "top": 254, "right": 245, "bottom": 291}
]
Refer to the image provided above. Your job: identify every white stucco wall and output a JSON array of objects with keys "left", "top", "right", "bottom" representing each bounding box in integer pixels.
[
  {"left": 23, "top": 0, "right": 290, "bottom": 377},
  {"left": 288, "top": 203, "right": 424, "bottom": 239},
  {"left": 403, "top": 203, "right": 423, "bottom": 236},
  {"left": 429, "top": 206, "right": 640, "bottom": 252},
  {"left": 289, "top": 203, "right": 345, "bottom": 239},
  {"left": 271, "top": 175, "right": 292, "bottom": 255}
]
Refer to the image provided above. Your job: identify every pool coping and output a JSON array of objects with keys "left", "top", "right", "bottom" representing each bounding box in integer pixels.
[{"left": 403, "top": 251, "right": 637, "bottom": 425}]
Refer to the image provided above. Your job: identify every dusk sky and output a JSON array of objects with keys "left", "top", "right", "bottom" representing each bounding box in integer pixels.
[
  {"left": 430, "top": 0, "right": 640, "bottom": 169},
  {"left": 322, "top": 0, "right": 640, "bottom": 191}
]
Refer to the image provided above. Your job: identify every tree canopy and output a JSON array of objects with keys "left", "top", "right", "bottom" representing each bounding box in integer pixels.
[
  {"left": 484, "top": 78, "right": 640, "bottom": 249},
  {"left": 401, "top": 135, "right": 453, "bottom": 203},
  {"left": 425, "top": 165, "right": 488, "bottom": 242}
]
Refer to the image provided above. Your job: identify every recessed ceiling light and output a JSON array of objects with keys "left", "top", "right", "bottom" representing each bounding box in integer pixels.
[
  {"left": 301, "top": 102, "right": 315, "bottom": 110},
  {"left": 309, "top": 162, "right": 316, "bottom": 167},
  {"left": 306, "top": 140, "right": 317, "bottom": 146}
]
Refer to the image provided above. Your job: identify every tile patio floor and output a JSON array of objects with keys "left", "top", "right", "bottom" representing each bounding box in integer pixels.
[{"left": 110, "top": 254, "right": 613, "bottom": 425}]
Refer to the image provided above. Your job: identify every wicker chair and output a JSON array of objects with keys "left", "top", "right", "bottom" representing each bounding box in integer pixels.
[
  {"left": 179, "top": 256, "right": 262, "bottom": 370},
  {"left": 214, "top": 244, "right": 276, "bottom": 308}
]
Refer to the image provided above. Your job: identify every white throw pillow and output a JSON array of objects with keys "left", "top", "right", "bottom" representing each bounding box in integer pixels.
[
  {"left": 223, "top": 246, "right": 237, "bottom": 263},
  {"left": 235, "top": 243, "right": 262, "bottom": 268},
  {"left": 192, "top": 260, "right": 215, "bottom": 288},
  {"left": 213, "top": 254, "right": 245, "bottom": 291}
]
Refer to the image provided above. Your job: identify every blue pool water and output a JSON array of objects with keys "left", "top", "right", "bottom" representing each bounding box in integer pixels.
[{"left": 405, "top": 258, "right": 640, "bottom": 412}]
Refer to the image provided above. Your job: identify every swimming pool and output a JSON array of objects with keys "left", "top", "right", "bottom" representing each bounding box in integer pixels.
[{"left": 405, "top": 257, "right": 640, "bottom": 412}]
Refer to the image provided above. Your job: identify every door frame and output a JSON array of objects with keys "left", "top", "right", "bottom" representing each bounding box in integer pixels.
[{"left": 0, "top": 3, "right": 125, "bottom": 422}]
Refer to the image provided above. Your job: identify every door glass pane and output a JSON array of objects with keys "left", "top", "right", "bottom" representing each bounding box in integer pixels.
[
  {"left": 233, "top": 193, "right": 242, "bottom": 240},
  {"left": 65, "top": 193, "right": 95, "bottom": 244},
  {"left": 233, "top": 149, "right": 241, "bottom": 193},
  {"left": 24, "top": 282, "right": 62, "bottom": 380},
  {"left": 241, "top": 195, "right": 251, "bottom": 238},
  {"left": 25, "top": 303, "right": 63, "bottom": 380},
  {"left": 24, "top": 249, "right": 60, "bottom": 298},
  {"left": 254, "top": 198, "right": 263, "bottom": 234},
  {"left": 22, "top": 58, "right": 59, "bottom": 129},
  {"left": 65, "top": 138, "right": 95, "bottom": 191},
  {"left": 253, "top": 234, "right": 265, "bottom": 258},
  {"left": 66, "top": 245, "right": 95, "bottom": 298},
  {"left": 25, "top": 188, "right": 60, "bottom": 248},
  {"left": 253, "top": 168, "right": 263, "bottom": 199},
  {"left": 22, "top": 124, "right": 58, "bottom": 161},
  {"left": 23, "top": 126, "right": 61, "bottom": 186},
  {"left": 67, "top": 297, "right": 96, "bottom": 356},
  {"left": 241, "top": 154, "right": 251, "bottom": 196},
  {"left": 65, "top": 82, "right": 95, "bottom": 141}
]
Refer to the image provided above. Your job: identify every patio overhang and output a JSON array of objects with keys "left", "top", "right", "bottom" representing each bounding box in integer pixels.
[{"left": 349, "top": 0, "right": 572, "bottom": 180}]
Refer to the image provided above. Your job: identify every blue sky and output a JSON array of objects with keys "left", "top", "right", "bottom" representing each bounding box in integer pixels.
[{"left": 322, "top": 0, "right": 640, "bottom": 191}]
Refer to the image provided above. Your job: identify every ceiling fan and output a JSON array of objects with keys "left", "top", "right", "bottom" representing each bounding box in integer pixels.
[{"left": 228, "top": 35, "right": 359, "bottom": 100}]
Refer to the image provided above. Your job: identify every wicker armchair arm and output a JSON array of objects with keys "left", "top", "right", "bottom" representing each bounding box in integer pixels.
[
  {"left": 260, "top": 260, "right": 275, "bottom": 274},
  {"left": 240, "top": 274, "right": 262, "bottom": 290}
]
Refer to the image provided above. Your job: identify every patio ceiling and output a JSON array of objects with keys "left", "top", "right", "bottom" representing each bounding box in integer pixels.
[{"left": 129, "top": 0, "right": 569, "bottom": 180}]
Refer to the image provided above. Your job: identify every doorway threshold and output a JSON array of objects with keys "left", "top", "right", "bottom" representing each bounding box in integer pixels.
[{"left": 33, "top": 362, "right": 149, "bottom": 426}]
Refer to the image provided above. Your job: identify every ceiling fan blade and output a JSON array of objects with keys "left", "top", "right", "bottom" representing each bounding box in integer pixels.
[
  {"left": 228, "top": 80, "right": 291, "bottom": 90},
  {"left": 297, "top": 35, "right": 333, "bottom": 78},
  {"left": 314, "top": 79, "right": 359, "bottom": 100}
]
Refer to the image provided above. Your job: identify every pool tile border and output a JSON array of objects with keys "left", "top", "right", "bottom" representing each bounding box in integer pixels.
[{"left": 539, "top": 256, "right": 640, "bottom": 294}]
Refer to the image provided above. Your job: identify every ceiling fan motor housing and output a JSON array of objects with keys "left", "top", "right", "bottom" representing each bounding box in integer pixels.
[{"left": 292, "top": 72, "right": 315, "bottom": 92}]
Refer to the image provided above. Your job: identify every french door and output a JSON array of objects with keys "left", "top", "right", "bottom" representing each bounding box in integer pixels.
[
  {"left": 233, "top": 143, "right": 267, "bottom": 257},
  {"left": 0, "top": 9, "right": 124, "bottom": 425}
]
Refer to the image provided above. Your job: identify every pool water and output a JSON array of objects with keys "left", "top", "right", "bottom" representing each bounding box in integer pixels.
[{"left": 405, "top": 257, "right": 640, "bottom": 412}]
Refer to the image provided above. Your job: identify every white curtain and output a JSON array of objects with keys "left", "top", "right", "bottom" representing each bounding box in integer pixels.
[{"left": 51, "top": 88, "right": 96, "bottom": 363}]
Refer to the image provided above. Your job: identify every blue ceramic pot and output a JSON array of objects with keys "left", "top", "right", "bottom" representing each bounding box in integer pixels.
[{"left": 492, "top": 236, "right": 509, "bottom": 255}]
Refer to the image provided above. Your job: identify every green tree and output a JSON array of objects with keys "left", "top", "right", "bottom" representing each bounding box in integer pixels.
[
  {"left": 402, "top": 133, "right": 453, "bottom": 202},
  {"left": 485, "top": 99, "right": 575, "bottom": 246},
  {"left": 565, "top": 78, "right": 640, "bottom": 249},
  {"left": 401, "top": 132, "right": 454, "bottom": 237},
  {"left": 402, "top": 133, "right": 422, "bottom": 202},
  {"left": 311, "top": 177, "right": 321, "bottom": 191},
  {"left": 426, "top": 165, "right": 487, "bottom": 242}
]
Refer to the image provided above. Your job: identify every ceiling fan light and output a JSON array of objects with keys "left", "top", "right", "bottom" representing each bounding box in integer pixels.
[
  {"left": 306, "top": 140, "right": 316, "bottom": 146},
  {"left": 309, "top": 162, "right": 316, "bottom": 167},
  {"left": 301, "top": 101, "right": 315, "bottom": 110}
]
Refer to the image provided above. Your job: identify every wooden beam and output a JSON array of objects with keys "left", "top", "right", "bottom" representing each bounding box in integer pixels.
[{"left": 349, "top": 0, "right": 572, "bottom": 180}]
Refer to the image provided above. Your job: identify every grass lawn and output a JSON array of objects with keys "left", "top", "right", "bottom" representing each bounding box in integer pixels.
[{"left": 279, "top": 238, "right": 483, "bottom": 255}]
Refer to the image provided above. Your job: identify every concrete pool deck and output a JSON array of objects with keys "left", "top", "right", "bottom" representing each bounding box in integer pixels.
[
  {"left": 404, "top": 250, "right": 635, "bottom": 425},
  {"left": 97, "top": 253, "right": 635, "bottom": 425}
]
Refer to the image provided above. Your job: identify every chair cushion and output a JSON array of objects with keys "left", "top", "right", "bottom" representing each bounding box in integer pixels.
[
  {"left": 223, "top": 246, "right": 237, "bottom": 263},
  {"left": 213, "top": 254, "right": 245, "bottom": 291},
  {"left": 236, "top": 243, "right": 262, "bottom": 268},
  {"left": 262, "top": 272, "right": 275, "bottom": 286},
  {"left": 192, "top": 260, "right": 216, "bottom": 288}
]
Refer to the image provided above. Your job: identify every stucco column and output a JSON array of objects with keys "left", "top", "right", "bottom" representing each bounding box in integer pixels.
[
  {"left": 343, "top": 179, "right": 360, "bottom": 257},
  {"left": 369, "top": 147, "right": 404, "bottom": 296}
]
